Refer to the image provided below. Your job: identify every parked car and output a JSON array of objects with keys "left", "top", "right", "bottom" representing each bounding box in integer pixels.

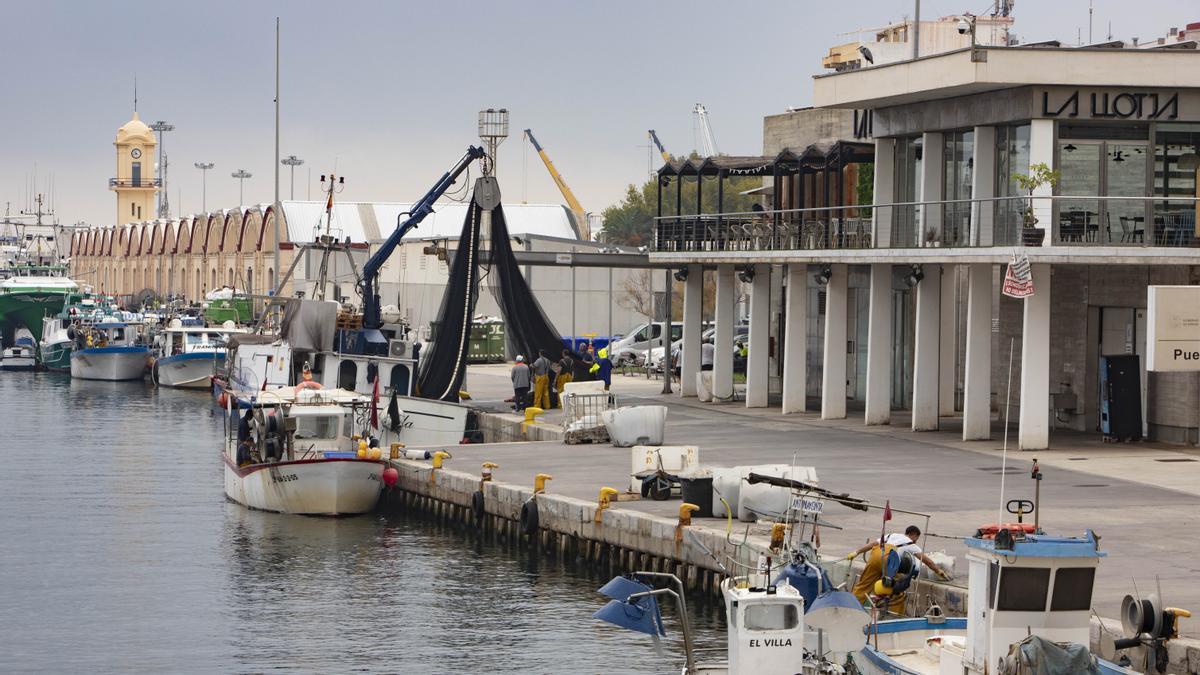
[{"left": 652, "top": 325, "right": 749, "bottom": 374}]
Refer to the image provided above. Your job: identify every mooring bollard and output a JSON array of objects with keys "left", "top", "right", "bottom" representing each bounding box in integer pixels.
[
  {"left": 594, "top": 487, "right": 619, "bottom": 523},
  {"left": 429, "top": 450, "right": 451, "bottom": 484}
]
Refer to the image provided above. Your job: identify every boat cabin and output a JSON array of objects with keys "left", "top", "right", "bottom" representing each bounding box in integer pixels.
[
  {"left": 228, "top": 387, "right": 385, "bottom": 465},
  {"left": 723, "top": 581, "right": 807, "bottom": 673},
  {"left": 960, "top": 529, "right": 1104, "bottom": 673},
  {"left": 85, "top": 322, "right": 139, "bottom": 349},
  {"left": 160, "top": 325, "right": 241, "bottom": 357}
]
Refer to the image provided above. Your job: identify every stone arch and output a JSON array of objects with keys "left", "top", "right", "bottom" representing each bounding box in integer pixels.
[
  {"left": 240, "top": 208, "right": 262, "bottom": 252},
  {"left": 176, "top": 218, "right": 191, "bottom": 254},
  {"left": 161, "top": 221, "right": 175, "bottom": 255},
  {"left": 151, "top": 222, "right": 164, "bottom": 255},
  {"left": 102, "top": 229, "right": 114, "bottom": 256},
  {"left": 139, "top": 224, "right": 152, "bottom": 257},
  {"left": 206, "top": 215, "right": 223, "bottom": 255},
  {"left": 191, "top": 215, "right": 209, "bottom": 253}
]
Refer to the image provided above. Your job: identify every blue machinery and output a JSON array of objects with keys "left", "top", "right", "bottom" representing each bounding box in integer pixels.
[{"left": 358, "top": 146, "right": 486, "bottom": 335}]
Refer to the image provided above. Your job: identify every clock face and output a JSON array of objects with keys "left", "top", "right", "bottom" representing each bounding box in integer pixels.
[{"left": 130, "top": 148, "right": 142, "bottom": 159}]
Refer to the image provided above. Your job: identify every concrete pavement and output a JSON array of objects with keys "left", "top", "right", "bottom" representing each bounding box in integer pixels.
[{"left": 458, "top": 363, "right": 1200, "bottom": 635}]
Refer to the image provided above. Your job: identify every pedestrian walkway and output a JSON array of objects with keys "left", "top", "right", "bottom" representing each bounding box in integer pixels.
[{"left": 459, "top": 363, "right": 1200, "bottom": 633}]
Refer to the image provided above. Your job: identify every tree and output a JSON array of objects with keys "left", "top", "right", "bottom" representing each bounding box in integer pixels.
[
  {"left": 617, "top": 269, "right": 718, "bottom": 322},
  {"left": 598, "top": 165, "right": 765, "bottom": 246}
]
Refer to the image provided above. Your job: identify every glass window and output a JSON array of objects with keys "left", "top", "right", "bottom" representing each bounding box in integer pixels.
[
  {"left": 995, "top": 124, "right": 1031, "bottom": 245},
  {"left": 1051, "top": 567, "right": 1096, "bottom": 611},
  {"left": 892, "top": 136, "right": 923, "bottom": 247},
  {"left": 390, "top": 364, "right": 411, "bottom": 396},
  {"left": 1153, "top": 123, "right": 1200, "bottom": 247},
  {"left": 744, "top": 602, "right": 800, "bottom": 631},
  {"left": 943, "top": 130, "right": 974, "bottom": 246},
  {"left": 337, "top": 360, "right": 358, "bottom": 390},
  {"left": 110, "top": 327, "right": 125, "bottom": 341},
  {"left": 991, "top": 566, "right": 1051, "bottom": 612},
  {"left": 294, "top": 415, "right": 339, "bottom": 440}
]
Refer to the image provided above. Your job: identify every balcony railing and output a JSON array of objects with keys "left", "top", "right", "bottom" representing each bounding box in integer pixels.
[
  {"left": 108, "top": 177, "right": 162, "bottom": 189},
  {"left": 653, "top": 195, "right": 1200, "bottom": 253}
]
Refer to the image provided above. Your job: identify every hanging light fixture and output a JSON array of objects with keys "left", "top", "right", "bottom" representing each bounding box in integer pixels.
[
  {"left": 737, "top": 266, "right": 756, "bottom": 283},
  {"left": 1063, "top": 144, "right": 1078, "bottom": 152},
  {"left": 904, "top": 264, "right": 925, "bottom": 288},
  {"left": 813, "top": 266, "right": 833, "bottom": 286}
]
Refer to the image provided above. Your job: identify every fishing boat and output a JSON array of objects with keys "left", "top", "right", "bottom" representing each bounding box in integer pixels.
[
  {"left": 221, "top": 384, "right": 395, "bottom": 515},
  {"left": 69, "top": 321, "right": 150, "bottom": 381},
  {"left": 153, "top": 320, "right": 244, "bottom": 389},
  {"left": 1, "top": 340, "right": 37, "bottom": 371}
]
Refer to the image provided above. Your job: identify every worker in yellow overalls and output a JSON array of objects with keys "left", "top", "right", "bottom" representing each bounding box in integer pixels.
[
  {"left": 556, "top": 349, "right": 574, "bottom": 394},
  {"left": 847, "top": 525, "right": 950, "bottom": 615},
  {"left": 531, "top": 349, "right": 552, "bottom": 410}
]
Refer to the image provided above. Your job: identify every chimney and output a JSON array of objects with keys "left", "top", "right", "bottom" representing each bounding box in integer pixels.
[
  {"left": 1169, "top": 26, "right": 1178, "bottom": 36},
  {"left": 1132, "top": 36, "right": 1139, "bottom": 46}
]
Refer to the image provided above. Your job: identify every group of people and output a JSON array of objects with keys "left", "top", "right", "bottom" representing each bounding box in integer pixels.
[{"left": 510, "top": 344, "right": 612, "bottom": 412}]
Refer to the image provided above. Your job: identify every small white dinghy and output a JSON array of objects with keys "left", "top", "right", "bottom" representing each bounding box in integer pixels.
[
  {"left": 222, "top": 385, "right": 397, "bottom": 516},
  {"left": 0, "top": 343, "right": 37, "bottom": 371}
]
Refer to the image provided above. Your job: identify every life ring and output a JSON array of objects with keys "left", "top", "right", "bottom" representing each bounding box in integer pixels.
[
  {"left": 471, "top": 490, "right": 486, "bottom": 523},
  {"left": 519, "top": 499, "right": 539, "bottom": 537},
  {"left": 293, "top": 380, "right": 323, "bottom": 394}
]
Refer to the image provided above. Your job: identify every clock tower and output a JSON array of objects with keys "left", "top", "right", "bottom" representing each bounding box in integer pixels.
[{"left": 111, "top": 111, "right": 159, "bottom": 225}]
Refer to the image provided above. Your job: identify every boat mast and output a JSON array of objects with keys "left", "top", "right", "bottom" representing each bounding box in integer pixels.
[{"left": 272, "top": 17, "right": 281, "bottom": 295}]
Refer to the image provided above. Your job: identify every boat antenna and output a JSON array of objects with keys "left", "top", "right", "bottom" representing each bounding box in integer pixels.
[{"left": 997, "top": 337, "right": 1015, "bottom": 527}]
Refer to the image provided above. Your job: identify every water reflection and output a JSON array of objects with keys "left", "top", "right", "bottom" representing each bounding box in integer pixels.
[{"left": 1, "top": 374, "right": 722, "bottom": 673}]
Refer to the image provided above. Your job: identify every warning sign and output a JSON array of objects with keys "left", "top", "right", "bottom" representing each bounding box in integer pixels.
[{"left": 1001, "top": 254, "right": 1034, "bottom": 298}]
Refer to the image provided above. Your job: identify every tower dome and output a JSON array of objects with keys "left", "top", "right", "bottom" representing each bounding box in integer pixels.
[{"left": 115, "top": 111, "right": 154, "bottom": 145}]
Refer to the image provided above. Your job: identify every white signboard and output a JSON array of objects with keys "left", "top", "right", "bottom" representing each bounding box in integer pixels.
[
  {"left": 789, "top": 495, "right": 824, "bottom": 515},
  {"left": 1146, "top": 286, "right": 1200, "bottom": 372},
  {"left": 555, "top": 252, "right": 573, "bottom": 265},
  {"left": 1001, "top": 253, "right": 1034, "bottom": 299}
]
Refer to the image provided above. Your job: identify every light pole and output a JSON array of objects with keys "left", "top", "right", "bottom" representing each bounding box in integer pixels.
[
  {"left": 231, "top": 169, "right": 252, "bottom": 206},
  {"left": 194, "top": 162, "right": 214, "bottom": 211},
  {"left": 281, "top": 155, "right": 304, "bottom": 200},
  {"left": 150, "top": 120, "right": 175, "bottom": 218}
]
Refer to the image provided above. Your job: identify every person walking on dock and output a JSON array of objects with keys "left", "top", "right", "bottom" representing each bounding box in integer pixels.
[
  {"left": 578, "top": 344, "right": 596, "bottom": 381},
  {"left": 531, "top": 349, "right": 552, "bottom": 409},
  {"left": 846, "top": 525, "right": 949, "bottom": 615},
  {"left": 511, "top": 355, "right": 531, "bottom": 412},
  {"left": 593, "top": 347, "right": 613, "bottom": 391},
  {"left": 556, "top": 349, "right": 575, "bottom": 394}
]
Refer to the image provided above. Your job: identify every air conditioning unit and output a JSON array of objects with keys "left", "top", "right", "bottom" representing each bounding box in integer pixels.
[{"left": 388, "top": 339, "right": 411, "bottom": 359}]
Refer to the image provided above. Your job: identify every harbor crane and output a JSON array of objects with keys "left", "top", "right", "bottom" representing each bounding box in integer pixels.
[
  {"left": 523, "top": 128, "right": 589, "bottom": 240},
  {"left": 359, "top": 146, "right": 486, "bottom": 332},
  {"left": 692, "top": 103, "right": 719, "bottom": 157},
  {"left": 648, "top": 130, "right": 671, "bottom": 163}
]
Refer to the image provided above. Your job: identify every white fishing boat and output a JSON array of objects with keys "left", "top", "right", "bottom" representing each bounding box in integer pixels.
[
  {"left": 69, "top": 321, "right": 150, "bottom": 381},
  {"left": 1, "top": 342, "right": 37, "bottom": 371},
  {"left": 153, "top": 320, "right": 245, "bottom": 389},
  {"left": 222, "top": 385, "right": 392, "bottom": 516}
]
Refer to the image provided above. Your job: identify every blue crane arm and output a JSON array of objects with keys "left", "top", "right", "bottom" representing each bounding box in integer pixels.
[{"left": 361, "top": 145, "right": 486, "bottom": 329}]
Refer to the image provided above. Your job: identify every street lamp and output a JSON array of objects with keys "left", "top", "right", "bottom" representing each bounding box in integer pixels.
[
  {"left": 280, "top": 155, "right": 304, "bottom": 200},
  {"left": 231, "top": 169, "right": 252, "bottom": 206},
  {"left": 194, "top": 162, "right": 214, "bottom": 212},
  {"left": 150, "top": 120, "right": 175, "bottom": 218}
]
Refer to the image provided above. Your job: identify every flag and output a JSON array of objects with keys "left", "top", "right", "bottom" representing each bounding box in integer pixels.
[
  {"left": 370, "top": 376, "right": 380, "bottom": 430},
  {"left": 386, "top": 389, "right": 401, "bottom": 433},
  {"left": 880, "top": 499, "right": 892, "bottom": 545}
]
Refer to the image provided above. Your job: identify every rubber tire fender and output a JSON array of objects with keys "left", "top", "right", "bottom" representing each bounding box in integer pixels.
[
  {"left": 471, "top": 490, "right": 486, "bottom": 523},
  {"left": 519, "top": 499, "right": 539, "bottom": 537}
]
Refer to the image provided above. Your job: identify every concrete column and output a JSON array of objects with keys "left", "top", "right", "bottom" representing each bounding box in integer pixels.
[
  {"left": 939, "top": 265, "right": 957, "bottom": 417},
  {"left": 782, "top": 264, "right": 807, "bottom": 414},
  {"left": 864, "top": 263, "right": 892, "bottom": 425},
  {"left": 821, "top": 264, "right": 848, "bottom": 420},
  {"left": 679, "top": 264, "right": 703, "bottom": 397},
  {"left": 872, "top": 138, "right": 896, "bottom": 248},
  {"left": 713, "top": 265, "right": 735, "bottom": 401},
  {"left": 919, "top": 132, "right": 945, "bottom": 246},
  {"left": 912, "top": 264, "right": 941, "bottom": 431},
  {"left": 1019, "top": 264, "right": 1052, "bottom": 450},
  {"left": 1028, "top": 119, "right": 1055, "bottom": 244},
  {"left": 746, "top": 264, "right": 771, "bottom": 409},
  {"left": 963, "top": 263, "right": 993, "bottom": 440},
  {"left": 971, "top": 126, "right": 996, "bottom": 246}
]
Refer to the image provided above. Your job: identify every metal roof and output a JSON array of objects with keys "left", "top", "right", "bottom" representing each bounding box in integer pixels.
[{"left": 275, "top": 201, "right": 579, "bottom": 244}]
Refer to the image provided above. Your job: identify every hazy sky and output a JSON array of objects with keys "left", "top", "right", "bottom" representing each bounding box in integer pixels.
[{"left": 2, "top": 0, "right": 1193, "bottom": 228}]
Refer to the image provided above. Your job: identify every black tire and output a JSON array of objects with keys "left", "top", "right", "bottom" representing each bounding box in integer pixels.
[
  {"left": 650, "top": 477, "right": 672, "bottom": 501},
  {"left": 471, "top": 490, "right": 485, "bottom": 523},
  {"left": 519, "top": 500, "right": 539, "bottom": 537}
]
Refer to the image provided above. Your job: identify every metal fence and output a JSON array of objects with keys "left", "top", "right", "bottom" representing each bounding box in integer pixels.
[{"left": 653, "top": 195, "right": 1200, "bottom": 252}]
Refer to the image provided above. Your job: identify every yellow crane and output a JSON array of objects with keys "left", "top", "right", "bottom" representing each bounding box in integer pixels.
[
  {"left": 648, "top": 129, "right": 671, "bottom": 163},
  {"left": 523, "top": 129, "right": 589, "bottom": 240}
]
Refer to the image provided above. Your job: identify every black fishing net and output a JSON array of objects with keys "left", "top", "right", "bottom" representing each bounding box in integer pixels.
[
  {"left": 416, "top": 184, "right": 573, "bottom": 402},
  {"left": 415, "top": 202, "right": 483, "bottom": 401},
  {"left": 486, "top": 204, "right": 571, "bottom": 361}
]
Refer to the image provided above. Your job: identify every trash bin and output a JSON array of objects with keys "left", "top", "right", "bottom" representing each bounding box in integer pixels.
[{"left": 679, "top": 473, "right": 714, "bottom": 518}]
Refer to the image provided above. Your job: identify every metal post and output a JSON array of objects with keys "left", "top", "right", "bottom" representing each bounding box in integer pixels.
[
  {"left": 273, "top": 16, "right": 281, "bottom": 293},
  {"left": 194, "top": 162, "right": 213, "bottom": 212},
  {"left": 607, "top": 266, "right": 613, "bottom": 345},
  {"left": 662, "top": 267, "right": 673, "bottom": 394},
  {"left": 913, "top": 0, "right": 921, "bottom": 59},
  {"left": 571, "top": 247, "right": 576, "bottom": 348},
  {"left": 695, "top": 172, "right": 703, "bottom": 251}
]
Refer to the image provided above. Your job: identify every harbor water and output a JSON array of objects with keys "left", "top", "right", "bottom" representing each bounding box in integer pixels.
[{"left": 0, "top": 374, "right": 722, "bottom": 673}]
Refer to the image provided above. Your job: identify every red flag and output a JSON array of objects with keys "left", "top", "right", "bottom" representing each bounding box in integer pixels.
[
  {"left": 880, "top": 500, "right": 893, "bottom": 546},
  {"left": 370, "top": 376, "right": 380, "bottom": 430}
]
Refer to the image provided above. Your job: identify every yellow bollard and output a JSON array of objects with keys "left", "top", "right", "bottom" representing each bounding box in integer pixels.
[
  {"left": 675, "top": 503, "right": 700, "bottom": 543},
  {"left": 769, "top": 523, "right": 788, "bottom": 552},
  {"left": 534, "top": 473, "right": 553, "bottom": 494},
  {"left": 481, "top": 462, "right": 498, "bottom": 482},
  {"left": 594, "top": 487, "right": 619, "bottom": 523},
  {"left": 389, "top": 442, "right": 405, "bottom": 460},
  {"left": 523, "top": 407, "right": 545, "bottom": 424},
  {"left": 432, "top": 450, "right": 451, "bottom": 469}
]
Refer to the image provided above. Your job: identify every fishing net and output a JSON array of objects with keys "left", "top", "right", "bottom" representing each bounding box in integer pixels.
[{"left": 415, "top": 202, "right": 483, "bottom": 401}]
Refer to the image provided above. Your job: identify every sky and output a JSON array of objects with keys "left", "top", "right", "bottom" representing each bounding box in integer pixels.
[{"left": 1, "top": 0, "right": 1194, "bottom": 229}]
